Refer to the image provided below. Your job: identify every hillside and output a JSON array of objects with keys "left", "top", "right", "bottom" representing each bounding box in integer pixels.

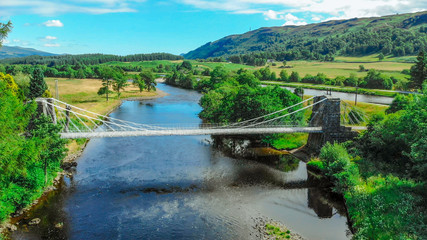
[
  {"left": 0, "top": 46, "right": 55, "bottom": 59},
  {"left": 184, "top": 11, "right": 427, "bottom": 61}
]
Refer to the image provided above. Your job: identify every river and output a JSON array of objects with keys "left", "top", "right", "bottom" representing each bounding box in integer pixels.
[{"left": 12, "top": 84, "right": 351, "bottom": 240}]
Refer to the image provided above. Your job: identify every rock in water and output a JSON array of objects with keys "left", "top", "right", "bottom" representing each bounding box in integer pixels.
[{"left": 29, "top": 218, "right": 41, "bottom": 225}]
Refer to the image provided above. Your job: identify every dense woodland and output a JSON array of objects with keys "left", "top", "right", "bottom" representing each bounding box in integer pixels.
[{"left": 0, "top": 53, "right": 183, "bottom": 66}]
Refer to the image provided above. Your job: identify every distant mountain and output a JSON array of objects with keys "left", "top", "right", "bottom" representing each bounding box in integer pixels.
[
  {"left": 0, "top": 46, "right": 56, "bottom": 59},
  {"left": 184, "top": 11, "right": 427, "bottom": 60}
]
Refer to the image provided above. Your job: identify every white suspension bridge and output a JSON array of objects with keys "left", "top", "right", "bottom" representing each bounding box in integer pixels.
[{"left": 36, "top": 96, "right": 367, "bottom": 139}]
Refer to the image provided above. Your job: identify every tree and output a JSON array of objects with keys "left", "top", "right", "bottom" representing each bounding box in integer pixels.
[
  {"left": 378, "top": 53, "right": 385, "bottom": 61},
  {"left": 279, "top": 70, "right": 288, "bottom": 81},
  {"left": 139, "top": 70, "right": 156, "bottom": 91},
  {"left": 28, "top": 67, "right": 47, "bottom": 99},
  {"left": 294, "top": 87, "right": 304, "bottom": 99},
  {"left": 359, "top": 65, "right": 365, "bottom": 72},
  {"left": 97, "top": 66, "right": 121, "bottom": 101},
  {"left": 179, "top": 61, "right": 193, "bottom": 71},
  {"left": 289, "top": 71, "right": 301, "bottom": 82},
  {"left": 132, "top": 74, "right": 146, "bottom": 92},
  {"left": 283, "top": 60, "right": 287, "bottom": 67},
  {"left": 0, "top": 21, "right": 12, "bottom": 48},
  {"left": 112, "top": 74, "right": 128, "bottom": 98},
  {"left": 409, "top": 51, "right": 427, "bottom": 90}
]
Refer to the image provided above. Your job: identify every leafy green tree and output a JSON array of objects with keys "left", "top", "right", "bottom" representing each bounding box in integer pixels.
[
  {"left": 357, "top": 90, "right": 427, "bottom": 180},
  {"left": 386, "top": 94, "right": 414, "bottom": 114},
  {"left": 112, "top": 74, "right": 128, "bottom": 98},
  {"left": 0, "top": 21, "right": 12, "bottom": 48},
  {"left": 236, "top": 71, "right": 259, "bottom": 87},
  {"left": 139, "top": 69, "right": 156, "bottom": 91},
  {"left": 132, "top": 74, "right": 146, "bottom": 92},
  {"left": 359, "top": 65, "right": 365, "bottom": 72},
  {"left": 96, "top": 66, "right": 121, "bottom": 101},
  {"left": 378, "top": 53, "right": 385, "bottom": 61},
  {"left": 409, "top": 51, "right": 427, "bottom": 90},
  {"left": 364, "top": 69, "right": 393, "bottom": 89},
  {"left": 293, "top": 87, "right": 304, "bottom": 99},
  {"left": 179, "top": 60, "right": 193, "bottom": 71},
  {"left": 279, "top": 70, "right": 288, "bottom": 81},
  {"left": 28, "top": 67, "right": 47, "bottom": 99},
  {"left": 289, "top": 71, "right": 301, "bottom": 82}
]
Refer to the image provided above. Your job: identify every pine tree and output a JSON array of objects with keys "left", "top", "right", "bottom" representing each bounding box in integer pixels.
[
  {"left": 409, "top": 51, "right": 427, "bottom": 90},
  {"left": 28, "top": 67, "right": 47, "bottom": 99}
]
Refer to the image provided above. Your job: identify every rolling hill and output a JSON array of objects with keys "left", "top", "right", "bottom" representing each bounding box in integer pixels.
[
  {"left": 0, "top": 46, "right": 56, "bottom": 59},
  {"left": 184, "top": 11, "right": 427, "bottom": 61}
]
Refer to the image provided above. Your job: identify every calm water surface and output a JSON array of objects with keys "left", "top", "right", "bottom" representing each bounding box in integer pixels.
[{"left": 12, "top": 84, "right": 351, "bottom": 240}]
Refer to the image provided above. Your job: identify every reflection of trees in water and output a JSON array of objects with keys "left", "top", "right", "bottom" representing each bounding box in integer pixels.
[
  {"left": 276, "top": 155, "right": 299, "bottom": 172},
  {"left": 307, "top": 188, "right": 348, "bottom": 219}
]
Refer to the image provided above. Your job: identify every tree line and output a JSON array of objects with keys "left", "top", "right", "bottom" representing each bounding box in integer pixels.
[{"left": 0, "top": 53, "right": 183, "bottom": 66}]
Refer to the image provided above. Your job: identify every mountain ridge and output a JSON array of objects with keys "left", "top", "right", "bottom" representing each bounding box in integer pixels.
[
  {"left": 184, "top": 11, "right": 427, "bottom": 60},
  {"left": 0, "top": 46, "right": 56, "bottom": 59}
]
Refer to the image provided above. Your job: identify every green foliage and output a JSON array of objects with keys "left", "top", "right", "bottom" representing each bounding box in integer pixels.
[
  {"left": 0, "top": 53, "right": 183, "bottom": 66},
  {"left": 0, "top": 21, "right": 12, "bottom": 48},
  {"left": 319, "top": 142, "right": 360, "bottom": 193},
  {"left": 409, "top": 51, "right": 427, "bottom": 89},
  {"left": 279, "top": 69, "right": 288, "bottom": 81},
  {"left": 386, "top": 94, "right": 414, "bottom": 114},
  {"left": 265, "top": 223, "right": 291, "bottom": 239},
  {"left": 289, "top": 71, "right": 300, "bottom": 82},
  {"left": 28, "top": 67, "right": 47, "bottom": 99},
  {"left": 357, "top": 91, "right": 427, "bottom": 180},
  {"left": 346, "top": 176, "right": 425, "bottom": 240},
  {"left": 363, "top": 69, "right": 393, "bottom": 89},
  {"left": 139, "top": 69, "right": 157, "bottom": 91},
  {"left": 0, "top": 75, "right": 66, "bottom": 224}
]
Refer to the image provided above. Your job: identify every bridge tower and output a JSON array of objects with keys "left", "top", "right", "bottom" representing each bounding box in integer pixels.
[{"left": 306, "top": 96, "right": 358, "bottom": 152}]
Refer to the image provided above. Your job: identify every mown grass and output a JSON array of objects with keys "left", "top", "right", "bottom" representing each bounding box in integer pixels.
[
  {"left": 45, "top": 78, "right": 157, "bottom": 115},
  {"left": 264, "top": 59, "right": 411, "bottom": 80},
  {"left": 334, "top": 54, "right": 417, "bottom": 63}
]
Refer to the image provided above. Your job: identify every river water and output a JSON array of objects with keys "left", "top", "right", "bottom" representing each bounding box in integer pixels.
[{"left": 12, "top": 84, "right": 351, "bottom": 240}]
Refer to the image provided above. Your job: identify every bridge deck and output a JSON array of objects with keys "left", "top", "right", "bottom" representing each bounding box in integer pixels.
[{"left": 60, "top": 126, "right": 325, "bottom": 139}]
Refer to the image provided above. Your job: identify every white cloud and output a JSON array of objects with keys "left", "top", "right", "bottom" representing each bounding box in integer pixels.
[
  {"left": 13, "top": 39, "right": 21, "bottom": 42},
  {"left": 43, "top": 20, "right": 64, "bottom": 27},
  {"left": 1, "top": 39, "right": 10, "bottom": 44},
  {"left": 44, "top": 43, "right": 60, "bottom": 47},
  {"left": 181, "top": 0, "right": 426, "bottom": 23},
  {"left": 45, "top": 35, "right": 57, "bottom": 40},
  {"left": 0, "top": 0, "right": 142, "bottom": 16}
]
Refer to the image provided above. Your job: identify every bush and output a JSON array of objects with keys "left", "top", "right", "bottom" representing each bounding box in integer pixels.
[{"left": 319, "top": 142, "right": 360, "bottom": 193}]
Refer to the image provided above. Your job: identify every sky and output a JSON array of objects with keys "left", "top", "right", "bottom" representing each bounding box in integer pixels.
[{"left": 0, "top": 0, "right": 426, "bottom": 55}]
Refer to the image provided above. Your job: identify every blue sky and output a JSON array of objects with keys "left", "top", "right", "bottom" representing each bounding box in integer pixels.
[{"left": 1, "top": 0, "right": 425, "bottom": 55}]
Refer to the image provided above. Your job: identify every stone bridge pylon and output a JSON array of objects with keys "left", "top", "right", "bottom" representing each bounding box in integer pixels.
[{"left": 306, "top": 96, "right": 359, "bottom": 152}]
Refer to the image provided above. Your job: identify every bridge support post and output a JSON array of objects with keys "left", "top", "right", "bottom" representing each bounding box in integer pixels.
[
  {"left": 65, "top": 105, "right": 71, "bottom": 132},
  {"left": 306, "top": 96, "right": 358, "bottom": 152},
  {"left": 47, "top": 99, "right": 57, "bottom": 124}
]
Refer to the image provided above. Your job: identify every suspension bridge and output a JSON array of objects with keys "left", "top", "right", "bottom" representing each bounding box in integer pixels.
[{"left": 36, "top": 96, "right": 367, "bottom": 145}]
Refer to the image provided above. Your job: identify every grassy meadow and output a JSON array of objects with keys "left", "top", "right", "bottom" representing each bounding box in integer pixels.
[{"left": 45, "top": 77, "right": 158, "bottom": 115}]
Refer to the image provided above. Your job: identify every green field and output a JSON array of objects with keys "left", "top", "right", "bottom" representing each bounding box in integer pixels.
[{"left": 264, "top": 60, "right": 411, "bottom": 80}]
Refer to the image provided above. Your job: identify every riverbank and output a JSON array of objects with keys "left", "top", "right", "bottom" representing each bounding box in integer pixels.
[{"left": 0, "top": 83, "right": 168, "bottom": 238}]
